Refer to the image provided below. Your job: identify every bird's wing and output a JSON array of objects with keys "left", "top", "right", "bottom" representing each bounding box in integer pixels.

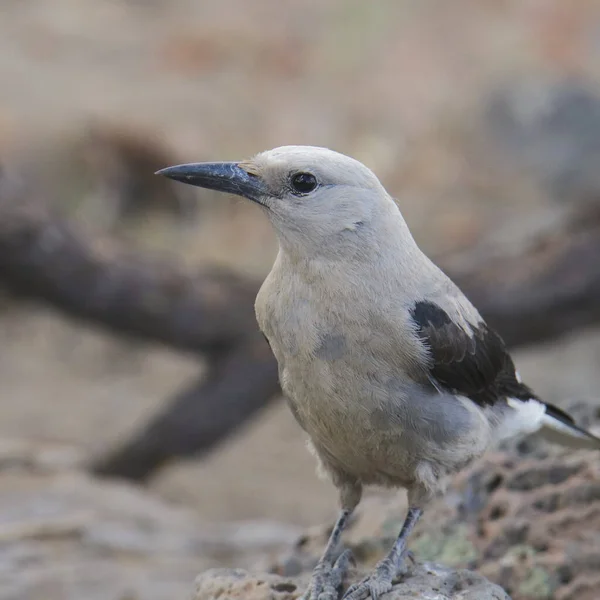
[
  {"left": 410, "top": 301, "right": 600, "bottom": 448},
  {"left": 410, "top": 300, "right": 532, "bottom": 407}
]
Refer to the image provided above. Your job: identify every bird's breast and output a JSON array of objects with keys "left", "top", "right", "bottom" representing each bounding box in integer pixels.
[{"left": 255, "top": 273, "right": 426, "bottom": 479}]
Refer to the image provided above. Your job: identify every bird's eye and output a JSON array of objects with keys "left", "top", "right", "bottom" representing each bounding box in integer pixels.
[{"left": 290, "top": 172, "right": 318, "bottom": 195}]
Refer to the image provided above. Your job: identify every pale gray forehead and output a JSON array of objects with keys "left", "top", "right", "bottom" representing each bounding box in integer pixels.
[{"left": 254, "top": 145, "right": 380, "bottom": 187}]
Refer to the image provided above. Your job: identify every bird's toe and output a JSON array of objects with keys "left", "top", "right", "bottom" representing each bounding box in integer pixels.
[
  {"left": 301, "top": 549, "right": 355, "bottom": 600},
  {"left": 342, "top": 575, "right": 393, "bottom": 600},
  {"left": 342, "top": 554, "right": 406, "bottom": 600}
]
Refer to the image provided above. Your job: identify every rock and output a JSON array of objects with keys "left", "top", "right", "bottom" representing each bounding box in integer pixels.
[
  {"left": 455, "top": 452, "right": 600, "bottom": 600},
  {"left": 0, "top": 440, "right": 300, "bottom": 600},
  {"left": 194, "top": 568, "right": 305, "bottom": 600},
  {"left": 271, "top": 448, "right": 600, "bottom": 600},
  {"left": 194, "top": 564, "right": 509, "bottom": 600}
]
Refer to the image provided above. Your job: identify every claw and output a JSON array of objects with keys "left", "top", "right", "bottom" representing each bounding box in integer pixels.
[
  {"left": 342, "top": 575, "right": 393, "bottom": 600},
  {"left": 300, "top": 549, "right": 355, "bottom": 600},
  {"left": 341, "top": 553, "right": 406, "bottom": 600},
  {"left": 333, "top": 549, "right": 354, "bottom": 576}
]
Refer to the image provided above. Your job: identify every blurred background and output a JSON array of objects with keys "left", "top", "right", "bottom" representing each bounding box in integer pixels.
[{"left": 1, "top": 1, "right": 600, "bottom": 599}]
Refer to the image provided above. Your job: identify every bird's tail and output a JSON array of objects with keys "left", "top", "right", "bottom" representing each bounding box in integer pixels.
[{"left": 538, "top": 402, "right": 600, "bottom": 450}]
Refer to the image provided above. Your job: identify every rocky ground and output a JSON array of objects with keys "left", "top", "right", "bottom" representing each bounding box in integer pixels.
[
  {"left": 3, "top": 427, "right": 600, "bottom": 599},
  {"left": 266, "top": 445, "right": 600, "bottom": 600},
  {"left": 0, "top": 438, "right": 303, "bottom": 600}
]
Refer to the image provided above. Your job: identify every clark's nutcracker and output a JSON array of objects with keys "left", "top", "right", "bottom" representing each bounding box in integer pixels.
[{"left": 158, "top": 146, "right": 600, "bottom": 600}]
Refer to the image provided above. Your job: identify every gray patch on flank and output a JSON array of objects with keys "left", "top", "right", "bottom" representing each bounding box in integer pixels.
[{"left": 314, "top": 333, "right": 347, "bottom": 361}]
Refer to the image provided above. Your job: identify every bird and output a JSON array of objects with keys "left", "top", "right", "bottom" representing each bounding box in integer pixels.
[{"left": 157, "top": 146, "right": 600, "bottom": 600}]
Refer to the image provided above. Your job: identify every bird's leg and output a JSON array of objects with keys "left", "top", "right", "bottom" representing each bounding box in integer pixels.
[
  {"left": 301, "top": 483, "right": 361, "bottom": 600},
  {"left": 342, "top": 507, "right": 422, "bottom": 600},
  {"left": 301, "top": 509, "right": 353, "bottom": 600}
]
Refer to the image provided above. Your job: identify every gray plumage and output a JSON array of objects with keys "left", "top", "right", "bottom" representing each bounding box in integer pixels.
[{"left": 158, "top": 145, "right": 600, "bottom": 600}]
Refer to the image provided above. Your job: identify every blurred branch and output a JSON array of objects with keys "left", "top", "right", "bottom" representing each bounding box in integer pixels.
[
  {"left": 0, "top": 198, "right": 259, "bottom": 355},
  {"left": 453, "top": 216, "right": 600, "bottom": 348},
  {"left": 91, "top": 333, "right": 280, "bottom": 481},
  {"left": 0, "top": 188, "right": 282, "bottom": 481}
]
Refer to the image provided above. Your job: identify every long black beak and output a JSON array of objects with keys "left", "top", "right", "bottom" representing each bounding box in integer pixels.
[{"left": 156, "top": 162, "right": 267, "bottom": 204}]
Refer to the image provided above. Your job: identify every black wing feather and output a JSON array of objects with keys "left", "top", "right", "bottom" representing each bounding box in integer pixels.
[{"left": 410, "top": 301, "right": 534, "bottom": 407}]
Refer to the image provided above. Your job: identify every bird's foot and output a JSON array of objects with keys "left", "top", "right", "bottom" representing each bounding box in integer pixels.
[
  {"left": 300, "top": 549, "right": 354, "bottom": 600},
  {"left": 341, "top": 550, "right": 414, "bottom": 600}
]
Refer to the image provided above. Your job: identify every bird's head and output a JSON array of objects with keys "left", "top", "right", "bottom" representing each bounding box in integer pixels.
[{"left": 157, "top": 145, "right": 401, "bottom": 257}]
